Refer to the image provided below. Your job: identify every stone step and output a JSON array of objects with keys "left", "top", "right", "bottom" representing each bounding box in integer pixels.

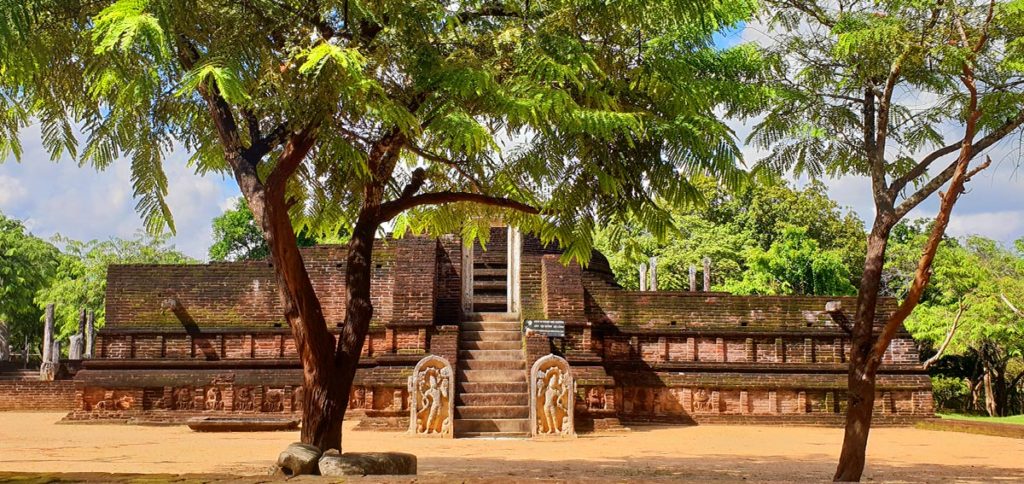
[
  {"left": 472, "top": 268, "right": 507, "bottom": 278},
  {"left": 457, "top": 393, "right": 530, "bottom": 406},
  {"left": 473, "top": 302, "right": 508, "bottom": 313},
  {"left": 459, "top": 349, "right": 523, "bottom": 361},
  {"left": 458, "top": 369, "right": 527, "bottom": 382},
  {"left": 456, "top": 405, "right": 529, "bottom": 419},
  {"left": 473, "top": 280, "right": 507, "bottom": 291},
  {"left": 461, "top": 321, "right": 520, "bottom": 332},
  {"left": 459, "top": 340, "right": 522, "bottom": 351},
  {"left": 454, "top": 418, "right": 530, "bottom": 434},
  {"left": 463, "top": 313, "right": 519, "bottom": 322},
  {"left": 461, "top": 330, "right": 520, "bottom": 342},
  {"left": 456, "top": 431, "right": 531, "bottom": 439},
  {"left": 459, "top": 359, "right": 526, "bottom": 371},
  {"left": 458, "top": 382, "right": 529, "bottom": 394},
  {"left": 472, "top": 295, "right": 507, "bottom": 306}
]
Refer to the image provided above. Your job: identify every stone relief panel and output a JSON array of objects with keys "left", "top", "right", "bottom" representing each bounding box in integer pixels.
[
  {"left": 262, "top": 388, "right": 285, "bottom": 412},
  {"left": 173, "top": 386, "right": 196, "bottom": 410},
  {"left": 234, "top": 386, "right": 256, "bottom": 411},
  {"left": 204, "top": 386, "right": 225, "bottom": 411},
  {"left": 530, "top": 354, "right": 574, "bottom": 437},
  {"left": 84, "top": 388, "right": 136, "bottom": 412},
  {"left": 348, "top": 387, "right": 366, "bottom": 410},
  {"left": 692, "top": 388, "right": 714, "bottom": 413},
  {"left": 293, "top": 385, "right": 305, "bottom": 413},
  {"left": 408, "top": 355, "right": 453, "bottom": 437}
]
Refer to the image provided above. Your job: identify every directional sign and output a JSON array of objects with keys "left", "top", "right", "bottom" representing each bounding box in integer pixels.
[{"left": 524, "top": 319, "right": 566, "bottom": 338}]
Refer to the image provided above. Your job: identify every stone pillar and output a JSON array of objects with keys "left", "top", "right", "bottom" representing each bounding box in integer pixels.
[
  {"left": 41, "top": 304, "right": 54, "bottom": 365},
  {"left": 803, "top": 338, "right": 814, "bottom": 363},
  {"left": 0, "top": 321, "right": 9, "bottom": 362},
  {"left": 775, "top": 337, "right": 784, "bottom": 363},
  {"left": 703, "top": 257, "right": 711, "bottom": 291},
  {"left": 23, "top": 337, "right": 30, "bottom": 368},
  {"left": 85, "top": 311, "right": 95, "bottom": 358},
  {"left": 68, "top": 334, "right": 84, "bottom": 360},
  {"left": 717, "top": 337, "right": 726, "bottom": 362},
  {"left": 768, "top": 391, "right": 779, "bottom": 414},
  {"left": 740, "top": 390, "right": 750, "bottom": 414},
  {"left": 745, "top": 338, "right": 755, "bottom": 363},
  {"left": 648, "top": 256, "right": 658, "bottom": 292},
  {"left": 688, "top": 337, "right": 698, "bottom": 361},
  {"left": 825, "top": 391, "right": 836, "bottom": 413},
  {"left": 797, "top": 391, "right": 807, "bottom": 413},
  {"left": 40, "top": 304, "right": 56, "bottom": 381},
  {"left": 639, "top": 263, "right": 648, "bottom": 291},
  {"left": 689, "top": 265, "right": 697, "bottom": 292}
]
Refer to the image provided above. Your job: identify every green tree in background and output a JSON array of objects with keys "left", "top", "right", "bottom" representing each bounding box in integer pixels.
[
  {"left": 3, "top": 0, "right": 766, "bottom": 456},
  {"left": 595, "top": 178, "right": 864, "bottom": 294},
  {"left": 0, "top": 212, "right": 58, "bottom": 350},
  {"left": 35, "top": 233, "right": 194, "bottom": 340},
  {"left": 209, "top": 198, "right": 322, "bottom": 262},
  {"left": 726, "top": 226, "right": 856, "bottom": 296},
  {"left": 898, "top": 228, "right": 1024, "bottom": 417}
]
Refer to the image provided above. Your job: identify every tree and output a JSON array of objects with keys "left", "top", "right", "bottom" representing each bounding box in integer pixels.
[
  {"left": 0, "top": 211, "right": 58, "bottom": 351},
  {"left": 754, "top": 0, "right": 1024, "bottom": 478},
  {"left": 725, "top": 226, "right": 857, "bottom": 296},
  {"left": 2, "top": 0, "right": 765, "bottom": 457},
  {"left": 900, "top": 231, "right": 1024, "bottom": 416},
  {"left": 595, "top": 177, "right": 865, "bottom": 293},
  {"left": 35, "top": 233, "right": 194, "bottom": 340},
  {"left": 209, "top": 198, "right": 320, "bottom": 262}
]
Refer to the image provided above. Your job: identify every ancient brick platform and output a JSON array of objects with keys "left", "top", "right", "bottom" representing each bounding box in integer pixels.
[{"left": 62, "top": 228, "right": 934, "bottom": 430}]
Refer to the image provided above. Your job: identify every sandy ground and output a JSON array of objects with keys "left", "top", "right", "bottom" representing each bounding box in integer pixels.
[{"left": 1, "top": 413, "right": 1023, "bottom": 482}]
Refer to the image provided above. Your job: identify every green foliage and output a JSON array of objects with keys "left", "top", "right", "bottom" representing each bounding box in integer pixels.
[
  {"left": 753, "top": 0, "right": 1024, "bottom": 186},
  {"left": 896, "top": 225, "right": 1024, "bottom": 414},
  {"left": 931, "top": 375, "right": 971, "bottom": 412},
  {"left": 594, "top": 177, "right": 865, "bottom": 294},
  {"left": 725, "top": 226, "right": 857, "bottom": 296},
  {"left": 1, "top": 0, "right": 769, "bottom": 262},
  {"left": 34, "top": 233, "right": 194, "bottom": 340},
  {"left": 0, "top": 212, "right": 59, "bottom": 346},
  {"left": 209, "top": 198, "right": 324, "bottom": 262}
]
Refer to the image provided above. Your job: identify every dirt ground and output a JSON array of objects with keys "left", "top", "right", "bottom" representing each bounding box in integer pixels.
[{"left": 1, "top": 413, "right": 1023, "bottom": 482}]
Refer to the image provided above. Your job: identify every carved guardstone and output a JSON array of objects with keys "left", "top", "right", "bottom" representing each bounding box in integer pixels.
[
  {"left": 407, "top": 355, "right": 454, "bottom": 437},
  {"left": 530, "top": 354, "right": 575, "bottom": 437}
]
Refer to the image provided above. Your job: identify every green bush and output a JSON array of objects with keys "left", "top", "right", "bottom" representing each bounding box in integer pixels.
[{"left": 931, "top": 376, "right": 970, "bottom": 412}]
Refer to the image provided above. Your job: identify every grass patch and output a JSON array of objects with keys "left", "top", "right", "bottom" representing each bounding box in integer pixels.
[{"left": 938, "top": 413, "right": 1024, "bottom": 426}]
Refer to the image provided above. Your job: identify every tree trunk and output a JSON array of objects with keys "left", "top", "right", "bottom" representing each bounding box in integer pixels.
[
  {"left": 333, "top": 211, "right": 381, "bottom": 449},
  {"left": 244, "top": 178, "right": 346, "bottom": 451},
  {"left": 834, "top": 219, "right": 892, "bottom": 482},
  {"left": 983, "top": 371, "right": 997, "bottom": 417}
]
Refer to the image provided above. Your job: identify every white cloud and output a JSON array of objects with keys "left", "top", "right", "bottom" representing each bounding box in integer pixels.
[
  {"left": 0, "top": 123, "right": 239, "bottom": 259},
  {"left": 0, "top": 174, "right": 27, "bottom": 205}
]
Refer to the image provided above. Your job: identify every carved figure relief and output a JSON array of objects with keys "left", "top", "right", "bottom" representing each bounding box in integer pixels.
[
  {"left": 263, "top": 389, "right": 284, "bottom": 412},
  {"left": 204, "top": 387, "right": 223, "bottom": 411},
  {"left": 349, "top": 387, "right": 365, "bottom": 410},
  {"left": 174, "top": 387, "right": 195, "bottom": 410},
  {"left": 408, "top": 355, "right": 453, "bottom": 437},
  {"left": 234, "top": 386, "right": 255, "bottom": 411},
  {"left": 530, "top": 354, "right": 574, "bottom": 437},
  {"left": 89, "top": 390, "right": 135, "bottom": 411},
  {"left": 293, "top": 385, "right": 305, "bottom": 413},
  {"left": 587, "top": 387, "right": 605, "bottom": 410},
  {"left": 693, "top": 389, "right": 713, "bottom": 412}
]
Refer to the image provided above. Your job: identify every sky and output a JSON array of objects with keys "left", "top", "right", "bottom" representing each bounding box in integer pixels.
[{"left": 1, "top": 25, "right": 1022, "bottom": 260}]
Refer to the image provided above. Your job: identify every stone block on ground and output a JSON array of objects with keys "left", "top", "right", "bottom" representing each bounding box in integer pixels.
[
  {"left": 275, "top": 442, "right": 321, "bottom": 476},
  {"left": 318, "top": 449, "right": 417, "bottom": 476}
]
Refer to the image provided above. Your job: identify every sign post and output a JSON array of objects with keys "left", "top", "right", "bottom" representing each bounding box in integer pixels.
[{"left": 523, "top": 320, "right": 566, "bottom": 338}]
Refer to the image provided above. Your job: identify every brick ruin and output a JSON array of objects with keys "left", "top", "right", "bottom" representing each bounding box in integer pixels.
[{"left": 63, "top": 227, "right": 934, "bottom": 433}]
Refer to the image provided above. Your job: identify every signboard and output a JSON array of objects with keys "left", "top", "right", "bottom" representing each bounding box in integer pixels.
[{"left": 524, "top": 320, "right": 566, "bottom": 338}]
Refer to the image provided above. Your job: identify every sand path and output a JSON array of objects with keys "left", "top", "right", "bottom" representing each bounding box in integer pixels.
[{"left": 1, "top": 413, "right": 1022, "bottom": 481}]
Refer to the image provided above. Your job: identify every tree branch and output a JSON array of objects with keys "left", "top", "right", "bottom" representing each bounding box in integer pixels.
[
  {"left": 266, "top": 124, "right": 318, "bottom": 195},
  {"left": 923, "top": 300, "right": 966, "bottom": 369},
  {"left": 377, "top": 191, "right": 540, "bottom": 222}
]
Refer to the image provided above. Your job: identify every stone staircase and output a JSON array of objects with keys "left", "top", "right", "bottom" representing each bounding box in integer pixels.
[
  {"left": 454, "top": 314, "right": 530, "bottom": 438},
  {"left": 472, "top": 263, "right": 508, "bottom": 313}
]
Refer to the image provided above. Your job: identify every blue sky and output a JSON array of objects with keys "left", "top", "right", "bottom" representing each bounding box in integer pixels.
[{"left": 1, "top": 25, "right": 1022, "bottom": 259}]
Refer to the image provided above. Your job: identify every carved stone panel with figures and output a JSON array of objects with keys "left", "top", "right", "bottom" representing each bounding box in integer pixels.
[
  {"left": 530, "top": 354, "right": 575, "bottom": 437},
  {"left": 407, "top": 355, "right": 453, "bottom": 437}
]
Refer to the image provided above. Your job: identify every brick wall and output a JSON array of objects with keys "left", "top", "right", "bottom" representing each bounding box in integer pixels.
[
  {"left": 0, "top": 380, "right": 76, "bottom": 411},
  {"left": 105, "top": 242, "right": 408, "bottom": 329}
]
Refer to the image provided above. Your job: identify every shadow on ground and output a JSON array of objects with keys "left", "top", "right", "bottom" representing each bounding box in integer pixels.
[{"left": 2, "top": 454, "right": 1021, "bottom": 483}]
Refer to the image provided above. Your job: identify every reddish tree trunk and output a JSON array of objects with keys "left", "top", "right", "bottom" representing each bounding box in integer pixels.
[{"left": 834, "top": 220, "right": 891, "bottom": 482}]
